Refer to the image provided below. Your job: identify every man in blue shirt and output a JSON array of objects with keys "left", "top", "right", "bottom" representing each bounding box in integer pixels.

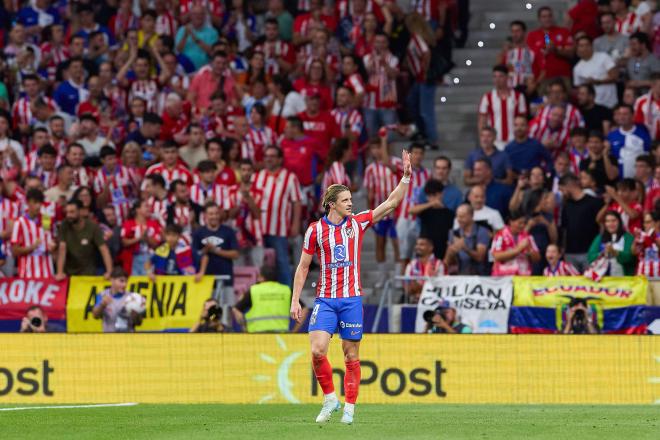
[
  {"left": 607, "top": 104, "right": 651, "bottom": 178},
  {"left": 416, "top": 156, "right": 463, "bottom": 211},
  {"left": 192, "top": 203, "right": 239, "bottom": 286},
  {"left": 17, "top": 0, "right": 61, "bottom": 31},
  {"left": 464, "top": 126, "right": 514, "bottom": 185},
  {"left": 473, "top": 158, "right": 514, "bottom": 218},
  {"left": 53, "top": 57, "right": 88, "bottom": 116},
  {"left": 504, "top": 116, "right": 553, "bottom": 174},
  {"left": 175, "top": 5, "right": 219, "bottom": 70}
]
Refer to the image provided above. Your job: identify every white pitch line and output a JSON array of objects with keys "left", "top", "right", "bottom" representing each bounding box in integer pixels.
[{"left": 0, "top": 403, "right": 138, "bottom": 412}]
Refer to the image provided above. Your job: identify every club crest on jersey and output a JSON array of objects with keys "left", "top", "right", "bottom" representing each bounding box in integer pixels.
[
  {"left": 345, "top": 227, "right": 354, "bottom": 239},
  {"left": 333, "top": 244, "right": 346, "bottom": 261}
]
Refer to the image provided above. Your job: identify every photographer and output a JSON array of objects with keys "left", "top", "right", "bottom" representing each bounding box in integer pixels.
[
  {"left": 190, "top": 298, "right": 225, "bottom": 333},
  {"left": 423, "top": 302, "right": 472, "bottom": 334},
  {"left": 19, "top": 305, "right": 64, "bottom": 333},
  {"left": 562, "top": 299, "right": 600, "bottom": 334}
]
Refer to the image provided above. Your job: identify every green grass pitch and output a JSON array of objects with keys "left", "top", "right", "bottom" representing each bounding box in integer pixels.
[{"left": 1, "top": 404, "right": 658, "bottom": 439}]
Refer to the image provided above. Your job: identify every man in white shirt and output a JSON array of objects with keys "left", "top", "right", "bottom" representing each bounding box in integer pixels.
[
  {"left": 460, "top": 184, "right": 505, "bottom": 232},
  {"left": 573, "top": 36, "right": 618, "bottom": 109}
]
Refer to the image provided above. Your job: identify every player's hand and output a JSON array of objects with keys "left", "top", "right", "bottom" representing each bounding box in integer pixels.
[
  {"left": 402, "top": 149, "right": 412, "bottom": 178},
  {"left": 290, "top": 301, "right": 302, "bottom": 323}
]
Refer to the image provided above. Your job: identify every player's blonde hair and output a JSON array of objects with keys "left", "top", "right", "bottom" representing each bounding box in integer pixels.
[{"left": 322, "top": 184, "right": 350, "bottom": 213}]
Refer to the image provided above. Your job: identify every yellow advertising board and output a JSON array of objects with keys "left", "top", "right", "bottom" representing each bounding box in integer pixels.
[
  {"left": 66, "top": 276, "right": 215, "bottom": 332},
  {"left": 0, "top": 335, "right": 658, "bottom": 404},
  {"left": 513, "top": 276, "right": 648, "bottom": 308}
]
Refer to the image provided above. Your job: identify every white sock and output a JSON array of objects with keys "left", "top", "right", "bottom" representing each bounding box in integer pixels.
[
  {"left": 344, "top": 403, "right": 355, "bottom": 414},
  {"left": 324, "top": 392, "right": 337, "bottom": 402}
]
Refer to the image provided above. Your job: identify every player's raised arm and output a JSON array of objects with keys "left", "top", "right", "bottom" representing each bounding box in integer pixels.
[
  {"left": 291, "top": 249, "right": 313, "bottom": 323},
  {"left": 372, "top": 148, "right": 412, "bottom": 223}
]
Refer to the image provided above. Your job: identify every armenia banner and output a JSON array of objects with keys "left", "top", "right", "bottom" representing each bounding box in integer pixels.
[{"left": 66, "top": 275, "right": 216, "bottom": 332}]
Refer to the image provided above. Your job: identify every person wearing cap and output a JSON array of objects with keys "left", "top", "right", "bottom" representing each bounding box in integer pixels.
[{"left": 424, "top": 301, "right": 473, "bottom": 334}]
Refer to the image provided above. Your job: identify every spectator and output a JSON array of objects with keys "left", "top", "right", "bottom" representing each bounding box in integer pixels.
[
  {"left": 567, "top": 127, "right": 590, "bottom": 175},
  {"left": 298, "top": 94, "right": 340, "bottom": 162},
  {"left": 566, "top": 0, "right": 600, "bottom": 39},
  {"left": 94, "top": 146, "right": 136, "bottom": 224},
  {"left": 175, "top": 5, "right": 219, "bottom": 71},
  {"left": 504, "top": 116, "right": 552, "bottom": 174},
  {"left": 608, "top": 104, "right": 652, "bottom": 178},
  {"left": 190, "top": 298, "right": 225, "bottom": 333},
  {"left": 470, "top": 158, "right": 514, "bottom": 218},
  {"left": 559, "top": 173, "right": 605, "bottom": 271},
  {"left": 611, "top": 0, "right": 642, "bottom": 36},
  {"left": 126, "top": 112, "right": 163, "bottom": 150},
  {"left": 529, "top": 106, "right": 571, "bottom": 158},
  {"left": 633, "top": 73, "right": 660, "bottom": 141},
  {"left": 633, "top": 211, "right": 660, "bottom": 276},
  {"left": 573, "top": 36, "right": 618, "bottom": 110},
  {"left": 233, "top": 265, "right": 306, "bottom": 333},
  {"left": 424, "top": 301, "right": 473, "bottom": 334},
  {"left": 577, "top": 84, "right": 614, "bottom": 134},
  {"left": 254, "top": 146, "right": 302, "bottom": 286},
  {"left": 365, "top": 136, "right": 402, "bottom": 285},
  {"left": 404, "top": 237, "right": 446, "bottom": 303},
  {"left": 148, "top": 223, "right": 197, "bottom": 279},
  {"left": 464, "top": 127, "right": 514, "bottom": 185},
  {"left": 19, "top": 305, "right": 64, "bottom": 333},
  {"left": 10, "top": 188, "right": 56, "bottom": 278},
  {"left": 409, "top": 179, "right": 454, "bottom": 260},
  {"left": 229, "top": 160, "right": 264, "bottom": 267},
  {"left": 445, "top": 204, "right": 490, "bottom": 275},
  {"left": 321, "top": 138, "right": 353, "bottom": 191},
  {"left": 146, "top": 141, "right": 194, "bottom": 189},
  {"left": 92, "top": 267, "right": 144, "bottom": 333},
  {"left": 535, "top": 79, "right": 584, "bottom": 131},
  {"left": 464, "top": 184, "right": 505, "bottom": 232},
  {"left": 587, "top": 210, "right": 636, "bottom": 276},
  {"left": 330, "top": 86, "right": 364, "bottom": 164},
  {"left": 166, "top": 179, "right": 201, "bottom": 242},
  {"left": 363, "top": 32, "right": 399, "bottom": 138},
  {"left": 635, "top": 154, "right": 655, "bottom": 191},
  {"left": 500, "top": 20, "right": 535, "bottom": 92},
  {"left": 581, "top": 130, "right": 619, "bottom": 189},
  {"left": 509, "top": 166, "right": 547, "bottom": 213},
  {"left": 119, "top": 199, "right": 163, "bottom": 275},
  {"left": 77, "top": 113, "right": 113, "bottom": 160},
  {"left": 265, "top": 0, "right": 294, "bottom": 42},
  {"left": 53, "top": 57, "right": 88, "bottom": 116},
  {"left": 491, "top": 210, "right": 541, "bottom": 276},
  {"left": 55, "top": 199, "right": 113, "bottom": 279},
  {"left": 593, "top": 12, "right": 628, "bottom": 62},
  {"left": 44, "top": 164, "right": 75, "bottom": 204},
  {"left": 626, "top": 32, "right": 660, "bottom": 94},
  {"left": 478, "top": 65, "right": 527, "bottom": 149},
  {"left": 597, "top": 179, "right": 643, "bottom": 233},
  {"left": 543, "top": 243, "right": 579, "bottom": 276},
  {"left": 188, "top": 51, "right": 235, "bottom": 112},
  {"left": 526, "top": 6, "right": 575, "bottom": 81}
]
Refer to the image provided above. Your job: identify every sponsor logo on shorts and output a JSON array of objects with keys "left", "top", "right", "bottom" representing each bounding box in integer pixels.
[{"left": 340, "top": 321, "right": 362, "bottom": 329}]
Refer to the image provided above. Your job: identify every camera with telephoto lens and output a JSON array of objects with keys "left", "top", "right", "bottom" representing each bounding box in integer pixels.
[
  {"left": 207, "top": 305, "right": 222, "bottom": 321},
  {"left": 423, "top": 307, "right": 449, "bottom": 323},
  {"left": 30, "top": 317, "right": 42, "bottom": 327}
]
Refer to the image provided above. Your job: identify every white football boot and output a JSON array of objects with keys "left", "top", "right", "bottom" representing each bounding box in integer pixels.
[{"left": 315, "top": 397, "right": 341, "bottom": 423}]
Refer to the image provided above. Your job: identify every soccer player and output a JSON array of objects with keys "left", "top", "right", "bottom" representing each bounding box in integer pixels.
[{"left": 290, "top": 149, "right": 412, "bottom": 425}]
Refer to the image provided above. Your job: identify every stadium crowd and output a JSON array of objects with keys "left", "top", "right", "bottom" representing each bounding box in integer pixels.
[{"left": 0, "top": 0, "right": 658, "bottom": 318}]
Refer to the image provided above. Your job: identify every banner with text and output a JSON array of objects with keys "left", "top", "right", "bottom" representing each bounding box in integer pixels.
[
  {"left": 414, "top": 276, "right": 512, "bottom": 333},
  {"left": 511, "top": 276, "right": 648, "bottom": 334},
  {"left": 66, "top": 276, "right": 215, "bottom": 332},
  {"left": 0, "top": 278, "right": 68, "bottom": 331}
]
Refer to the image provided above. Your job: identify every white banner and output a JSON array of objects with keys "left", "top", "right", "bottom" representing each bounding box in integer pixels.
[{"left": 414, "top": 276, "right": 513, "bottom": 333}]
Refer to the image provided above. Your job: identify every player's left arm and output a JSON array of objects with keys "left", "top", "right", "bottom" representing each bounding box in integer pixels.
[{"left": 372, "top": 149, "right": 412, "bottom": 224}]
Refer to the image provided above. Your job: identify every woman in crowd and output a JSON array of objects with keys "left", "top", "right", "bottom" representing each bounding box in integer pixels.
[{"left": 588, "top": 211, "right": 636, "bottom": 276}]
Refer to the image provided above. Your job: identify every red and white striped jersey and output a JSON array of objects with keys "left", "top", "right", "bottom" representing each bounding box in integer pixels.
[
  {"left": 299, "top": 49, "right": 340, "bottom": 76},
  {"left": 93, "top": 165, "right": 137, "bottom": 223},
  {"left": 616, "top": 12, "right": 641, "bottom": 36},
  {"left": 156, "top": 12, "right": 177, "bottom": 36},
  {"left": 144, "top": 163, "right": 194, "bottom": 189},
  {"left": 147, "top": 195, "right": 171, "bottom": 226},
  {"left": 331, "top": 108, "right": 363, "bottom": 140},
  {"left": 0, "top": 197, "right": 20, "bottom": 255},
  {"left": 247, "top": 126, "right": 277, "bottom": 159},
  {"left": 543, "top": 260, "right": 580, "bottom": 276},
  {"left": 536, "top": 103, "right": 584, "bottom": 131},
  {"left": 490, "top": 226, "right": 538, "bottom": 276},
  {"left": 364, "top": 157, "right": 403, "bottom": 211},
  {"left": 635, "top": 229, "right": 660, "bottom": 276},
  {"left": 404, "top": 254, "right": 446, "bottom": 278},
  {"left": 254, "top": 40, "right": 295, "bottom": 76},
  {"left": 39, "top": 42, "right": 69, "bottom": 82},
  {"left": 180, "top": 0, "right": 223, "bottom": 17},
  {"left": 568, "top": 147, "right": 589, "bottom": 175},
  {"left": 228, "top": 184, "right": 264, "bottom": 247},
  {"left": 336, "top": 0, "right": 382, "bottom": 19},
  {"left": 297, "top": 0, "right": 311, "bottom": 11},
  {"left": 406, "top": 33, "right": 430, "bottom": 82},
  {"left": 303, "top": 210, "right": 374, "bottom": 298},
  {"left": 529, "top": 117, "right": 570, "bottom": 157},
  {"left": 634, "top": 92, "right": 660, "bottom": 140},
  {"left": 239, "top": 136, "right": 262, "bottom": 164},
  {"left": 190, "top": 182, "right": 231, "bottom": 209},
  {"left": 505, "top": 46, "right": 535, "bottom": 88},
  {"left": 12, "top": 96, "right": 58, "bottom": 128},
  {"left": 10, "top": 214, "right": 54, "bottom": 278},
  {"left": 399, "top": 166, "right": 430, "bottom": 220},
  {"left": 322, "top": 161, "right": 351, "bottom": 189},
  {"left": 167, "top": 203, "right": 196, "bottom": 242},
  {"left": 343, "top": 73, "right": 366, "bottom": 100},
  {"left": 411, "top": 0, "right": 442, "bottom": 22},
  {"left": 253, "top": 168, "right": 302, "bottom": 237},
  {"left": 607, "top": 201, "right": 643, "bottom": 233},
  {"left": 363, "top": 52, "right": 399, "bottom": 109},
  {"left": 478, "top": 88, "right": 527, "bottom": 144},
  {"left": 128, "top": 79, "right": 160, "bottom": 113}
]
